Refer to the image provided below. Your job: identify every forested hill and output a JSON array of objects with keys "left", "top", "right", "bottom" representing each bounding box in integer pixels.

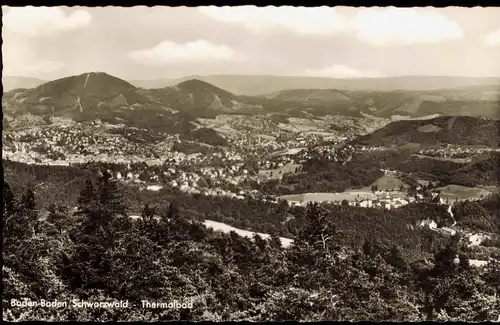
[
  {"left": 3, "top": 167, "right": 500, "bottom": 321},
  {"left": 353, "top": 116, "right": 500, "bottom": 147}
]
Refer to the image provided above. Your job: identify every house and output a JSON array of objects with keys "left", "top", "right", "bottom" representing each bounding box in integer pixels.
[{"left": 419, "top": 219, "right": 437, "bottom": 230}]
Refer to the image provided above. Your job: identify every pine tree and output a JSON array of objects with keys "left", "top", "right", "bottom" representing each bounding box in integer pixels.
[
  {"left": 167, "top": 201, "right": 179, "bottom": 220},
  {"left": 75, "top": 172, "right": 127, "bottom": 244},
  {"left": 47, "top": 203, "right": 70, "bottom": 235},
  {"left": 2, "top": 182, "right": 20, "bottom": 244},
  {"left": 21, "top": 188, "right": 36, "bottom": 211},
  {"left": 363, "top": 240, "right": 377, "bottom": 258},
  {"left": 96, "top": 170, "right": 127, "bottom": 216},
  {"left": 77, "top": 179, "right": 95, "bottom": 215},
  {"left": 433, "top": 243, "right": 459, "bottom": 276},
  {"left": 388, "top": 245, "right": 407, "bottom": 270},
  {"left": 3, "top": 181, "right": 17, "bottom": 217},
  {"left": 458, "top": 253, "right": 470, "bottom": 270},
  {"left": 269, "top": 232, "right": 282, "bottom": 250},
  {"left": 297, "top": 202, "right": 340, "bottom": 254},
  {"left": 484, "top": 259, "right": 500, "bottom": 296},
  {"left": 3, "top": 186, "right": 36, "bottom": 246},
  {"left": 141, "top": 203, "right": 156, "bottom": 222}
]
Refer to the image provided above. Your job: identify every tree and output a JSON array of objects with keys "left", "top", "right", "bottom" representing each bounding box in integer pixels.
[
  {"left": 269, "top": 232, "right": 282, "bottom": 250},
  {"left": 47, "top": 203, "right": 70, "bottom": 234},
  {"left": 433, "top": 244, "right": 458, "bottom": 276},
  {"left": 96, "top": 170, "right": 127, "bottom": 216},
  {"left": 484, "top": 259, "right": 500, "bottom": 296},
  {"left": 167, "top": 201, "right": 179, "bottom": 220},
  {"left": 141, "top": 203, "right": 156, "bottom": 222},
  {"left": 296, "top": 203, "right": 341, "bottom": 254},
  {"left": 77, "top": 179, "right": 95, "bottom": 215},
  {"left": 21, "top": 188, "right": 36, "bottom": 211},
  {"left": 3, "top": 187, "right": 37, "bottom": 249},
  {"left": 43, "top": 115, "right": 52, "bottom": 125},
  {"left": 388, "top": 245, "right": 407, "bottom": 270},
  {"left": 458, "top": 253, "right": 470, "bottom": 270},
  {"left": 3, "top": 181, "right": 17, "bottom": 217},
  {"left": 139, "top": 171, "right": 150, "bottom": 182},
  {"left": 363, "top": 240, "right": 382, "bottom": 259}
]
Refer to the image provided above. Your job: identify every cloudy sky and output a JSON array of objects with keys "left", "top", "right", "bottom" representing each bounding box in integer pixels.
[{"left": 3, "top": 6, "right": 500, "bottom": 80}]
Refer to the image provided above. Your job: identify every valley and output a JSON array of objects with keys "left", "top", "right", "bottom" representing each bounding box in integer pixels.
[
  {"left": 3, "top": 71, "right": 500, "bottom": 322},
  {"left": 4, "top": 5, "right": 500, "bottom": 322},
  {"left": 3, "top": 72, "right": 500, "bottom": 239}
]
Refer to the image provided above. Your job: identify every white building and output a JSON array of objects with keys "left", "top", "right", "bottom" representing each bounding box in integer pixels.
[{"left": 419, "top": 219, "right": 438, "bottom": 230}]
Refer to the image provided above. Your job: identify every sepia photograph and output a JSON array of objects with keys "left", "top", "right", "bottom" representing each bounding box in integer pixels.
[{"left": 2, "top": 5, "right": 500, "bottom": 322}]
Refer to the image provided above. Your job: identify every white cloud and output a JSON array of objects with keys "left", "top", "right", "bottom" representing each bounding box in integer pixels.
[
  {"left": 199, "top": 6, "right": 347, "bottom": 35},
  {"left": 19, "top": 60, "right": 66, "bottom": 75},
  {"left": 199, "top": 6, "right": 463, "bottom": 45},
  {"left": 129, "top": 40, "right": 237, "bottom": 65},
  {"left": 351, "top": 8, "right": 463, "bottom": 46},
  {"left": 3, "top": 6, "right": 92, "bottom": 37},
  {"left": 304, "top": 64, "right": 383, "bottom": 78},
  {"left": 484, "top": 27, "right": 500, "bottom": 47}
]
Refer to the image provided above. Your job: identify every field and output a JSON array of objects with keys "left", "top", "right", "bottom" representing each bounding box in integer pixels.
[
  {"left": 277, "top": 117, "right": 330, "bottom": 133},
  {"left": 272, "top": 147, "right": 306, "bottom": 156},
  {"left": 366, "top": 174, "right": 409, "bottom": 191},
  {"left": 436, "top": 184, "right": 495, "bottom": 201},
  {"left": 259, "top": 163, "right": 302, "bottom": 179},
  {"left": 279, "top": 191, "right": 378, "bottom": 203},
  {"left": 413, "top": 154, "right": 471, "bottom": 163}
]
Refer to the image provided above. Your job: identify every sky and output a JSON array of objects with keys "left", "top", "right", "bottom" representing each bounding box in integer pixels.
[{"left": 2, "top": 6, "right": 500, "bottom": 80}]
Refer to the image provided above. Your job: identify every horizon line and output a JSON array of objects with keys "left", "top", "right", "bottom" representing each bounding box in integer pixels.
[{"left": 4, "top": 73, "right": 500, "bottom": 81}]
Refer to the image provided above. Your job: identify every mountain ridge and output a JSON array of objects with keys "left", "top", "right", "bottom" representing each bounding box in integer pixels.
[
  {"left": 2, "top": 76, "right": 46, "bottom": 92},
  {"left": 6, "top": 73, "right": 500, "bottom": 94},
  {"left": 4, "top": 72, "right": 499, "bottom": 130},
  {"left": 129, "top": 74, "right": 500, "bottom": 95}
]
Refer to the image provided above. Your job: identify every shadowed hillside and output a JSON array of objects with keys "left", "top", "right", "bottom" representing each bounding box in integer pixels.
[
  {"left": 353, "top": 116, "right": 500, "bottom": 147},
  {"left": 150, "top": 79, "right": 261, "bottom": 117}
]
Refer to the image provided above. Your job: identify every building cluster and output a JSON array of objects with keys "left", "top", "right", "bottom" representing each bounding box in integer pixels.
[
  {"left": 3, "top": 124, "right": 156, "bottom": 163},
  {"left": 417, "top": 147, "right": 499, "bottom": 160},
  {"left": 286, "top": 192, "right": 412, "bottom": 210}
]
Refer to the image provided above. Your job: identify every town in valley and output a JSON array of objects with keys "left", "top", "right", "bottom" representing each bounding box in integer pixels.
[{"left": 2, "top": 5, "right": 500, "bottom": 322}]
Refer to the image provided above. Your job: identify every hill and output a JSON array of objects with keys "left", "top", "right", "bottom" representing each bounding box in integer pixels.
[
  {"left": 150, "top": 79, "right": 262, "bottom": 117},
  {"left": 450, "top": 152, "right": 500, "bottom": 186},
  {"left": 352, "top": 116, "right": 500, "bottom": 147},
  {"left": 2, "top": 72, "right": 171, "bottom": 113},
  {"left": 5, "top": 73, "right": 499, "bottom": 135},
  {"left": 349, "top": 149, "right": 500, "bottom": 188},
  {"left": 1, "top": 72, "right": 194, "bottom": 133},
  {"left": 264, "top": 87, "right": 500, "bottom": 119},
  {"left": 7, "top": 73, "right": 499, "bottom": 122},
  {"left": 2, "top": 76, "right": 46, "bottom": 92},
  {"left": 130, "top": 75, "right": 500, "bottom": 95}
]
